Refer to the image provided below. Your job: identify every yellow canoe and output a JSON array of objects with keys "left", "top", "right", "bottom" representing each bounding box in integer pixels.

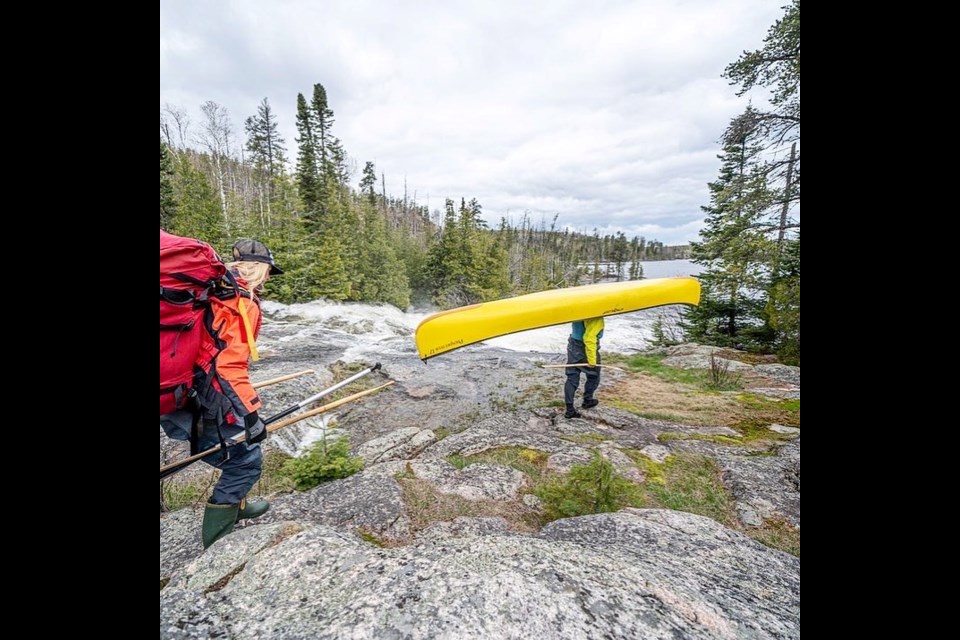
[{"left": 415, "top": 276, "right": 700, "bottom": 360}]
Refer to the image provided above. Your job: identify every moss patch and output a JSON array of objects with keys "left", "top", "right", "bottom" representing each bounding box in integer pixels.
[
  {"left": 610, "top": 354, "right": 707, "bottom": 385},
  {"left": 447, "top": 447, "right": 549, "bottom": 480},
  {"left": 620, "top": 449, "right": 799, "bottom": 556},
  {"left": 605, "top": 374, "right": 743, "bottom": 426},
  {"left": 356, "top": 529, "right": 390, "bottom": 548},
  {"left": 397, "top": 478, "right": 541, "bottom": 535},
  {"left": 746, "top": 519, "right": 801, "bottom": 557},
  {"left": 626, "top": 451, "right": 737, "bottom": 525},
  {"left": 560, "top": 433, "right": 613, "bottom": 444}
]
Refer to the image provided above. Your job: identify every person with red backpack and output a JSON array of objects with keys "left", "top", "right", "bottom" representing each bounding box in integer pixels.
[{"left": 160, "top": 234, "right": 283, "bottom": 548}]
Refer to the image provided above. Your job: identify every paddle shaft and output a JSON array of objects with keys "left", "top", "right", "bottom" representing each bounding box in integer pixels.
[
  {"left": 267, "top": 363, "right": 382, "bottom": 423},
  {"left": 541, "top": 363, "right": 626, "bottom": 372}
]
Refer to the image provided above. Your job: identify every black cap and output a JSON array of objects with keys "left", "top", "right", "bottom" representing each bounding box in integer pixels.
[{"left": 231, "top": 239, "right": 284, "bottom": 275}]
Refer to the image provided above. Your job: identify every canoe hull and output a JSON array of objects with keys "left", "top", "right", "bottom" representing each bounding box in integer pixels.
[{"left": 415, "top": 277, "right": 700, "bottom": 360}]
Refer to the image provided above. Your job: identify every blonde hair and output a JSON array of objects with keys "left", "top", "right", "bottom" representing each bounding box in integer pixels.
[{"left": 226, "top": 261, "right": 271, "bottom": 295}]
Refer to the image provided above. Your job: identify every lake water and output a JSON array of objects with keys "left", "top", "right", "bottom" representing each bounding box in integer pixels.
[{"left": 635, "top": 259, "right": 702, "bottom": 279}]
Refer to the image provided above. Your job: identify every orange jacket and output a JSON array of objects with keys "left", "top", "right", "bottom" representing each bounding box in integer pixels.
[{"left": 205, "top": 287, "right": 263, "bottom": 423}]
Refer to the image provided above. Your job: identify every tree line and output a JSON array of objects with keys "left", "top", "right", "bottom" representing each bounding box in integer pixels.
[{"left": 161, "top": 88, "right": 685, "bottom": 310}]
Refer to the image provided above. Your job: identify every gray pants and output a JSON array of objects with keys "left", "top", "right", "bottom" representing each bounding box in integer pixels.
[
  {"left": 161, "top": 412, "right": 263, "bottom": 504},
  {"left": 564, "top": 337, "right": 600, "bottom": 409}
]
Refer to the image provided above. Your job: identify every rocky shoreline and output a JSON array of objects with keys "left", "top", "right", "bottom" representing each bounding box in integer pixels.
[{"left": 161, "top": 336, "right": 800, "bottom": 639}]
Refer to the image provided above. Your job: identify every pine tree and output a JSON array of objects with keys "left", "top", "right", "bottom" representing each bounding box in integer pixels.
[
  {"left": 311, "top": 83, "right": 343, "bottom": 222},
  {"left": 426, "top": 199, "right": 465, "bottom": 307},
  {"left": 685, "top": 108, "right": 775, "bottom": 347},
  {"left": 244, "top": 97, "right": 288, "bottom": 225},
  {"left": 245, "top": 98, "right": 286, "bottom": 179},
  {"left": 294, "top": 93, "right": 321, "bottom": 224},
  {"left": 612, "top": 231, "right": 629, "bottom": 281},
  {"left": 766, "top": 232, "right": 800, "bottom": 363},
  {"left": 357, "top": 200, "right": 411, "bottom": 309},
  {"left": 160, "top": 140, "right": 177, "bottom": 228},
  {"left": 168, "top": 151, "right": 224, "bottom": 246},
  {"left": 360, "top": 161, "right": 378, "bottom": 205},
  {"left": 724, "top": 0, "right": 800, "bottom": 148},
  {"left": 280, "top": 231, "right": 351, "bottom": 302}
]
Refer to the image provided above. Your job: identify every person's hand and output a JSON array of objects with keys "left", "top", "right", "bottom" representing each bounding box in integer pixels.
[{"left": 244, "top": 411, "right": 267, "bottom": 444}]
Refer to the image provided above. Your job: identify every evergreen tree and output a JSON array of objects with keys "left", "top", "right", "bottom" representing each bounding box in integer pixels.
[
  {"left": 160, "top": 140, "right": 176, "bottom": 228},
  {"left": 685, "top": 108, "right": 774, "bottom": 347},
  {"left": 168, "top": 151, "right": 224, "bottom": 246},
  {"left": 359, "top": 161, "right": 378, "bottom": 205},
  {"left": 294, "top": 93, "right": 321, "bottom": 222},
  {"left": 720, "top": 0, "right": 801, "bottom": 357},
  {"left": 480, "top": 221, "right": 512, "bottom": 299},
  {"left": 766, "top": 232, "right": 800, "bottom": 363},
  {"left": 245, "top": 98, "right": 287, "bottom": 185},
  {"left": 426, "top": 199, "right": 467, "bottom": 307},
  {"left": 356, "top": 200, "right": 411, "bottom": 309},
  {"left": 246, "top": 98, "right": 287, "bottom": 182},
  {"left": 244, "top": 97, "right": 288, "bottom": 225},
  {"left": 280, "top": 231, "right": 351, "bottom": 303},
  {"left": 311, "top": 233, "right": 352, "bottom": 301},
  {"left": 311, "top": 83, "right": 344, "bottom": 222},
  {"left": 724, "top": 0, "right": 800, "bottom": 147},
  {"left": 612, "top": 231, "right": 629, "bottom": 281}
]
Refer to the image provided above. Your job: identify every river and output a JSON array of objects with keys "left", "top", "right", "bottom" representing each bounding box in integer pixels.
[{"left": 261, "top": 259, "right": 702, "bottom": 364}]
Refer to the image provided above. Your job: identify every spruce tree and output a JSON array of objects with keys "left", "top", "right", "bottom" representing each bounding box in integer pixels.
[
  {"left": 244, "top": 97, "right": 288, "bottom": 225},
  {"left": 766, "top": 232, "right": 800, "bottom": 363},
  {"left": 360, "top": 161, "right": 378, "bottom": 205},
  {"left": 168, "top": 151, "right": 224, "bottom": 246},
  {"left": 685, "top": 108, "right": 774, "bottom": 347},
  {"left": 426, "top": 199, "right": 465, "bottom": 307},
  {"left": 357, "top": 200, "right": 411, "bottom": 309},
  {"left": 160, "top": 140, "right": 177, "bottom": 228},
  {"left": 245, "top": 98, "right": 287, "bottom": 186},
  {"left": 310, "top": 83, "right": 345, "bottom": 222},
  {"left": 294, "top": 93, "right": 320, "bottom": 222}
]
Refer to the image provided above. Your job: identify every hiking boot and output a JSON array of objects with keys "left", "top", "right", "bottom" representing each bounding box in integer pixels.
[
  {"left": 202, "top": 501, "right": 240, "bottom": 549},
  {"left": 237, "top": 497, "right": 270, "bottom": 520},
  {"left": 582, "top": 398, "right": 599, "bottom": 409},
  {"left": 564, "top": 409, "right": 582, "bottom": 419}
]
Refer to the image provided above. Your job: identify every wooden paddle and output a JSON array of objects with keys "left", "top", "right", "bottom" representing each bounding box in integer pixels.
[
  {"left": 540, "top": 363, "right": 627, "bottom": 373},
  {"left": 252, "top": 369, "right": 316, "bottom": 389}
]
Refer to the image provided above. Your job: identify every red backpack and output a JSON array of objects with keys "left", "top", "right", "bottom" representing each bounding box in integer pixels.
[{"left": 160, "top": 230, "right": 232, "bottom": 416}]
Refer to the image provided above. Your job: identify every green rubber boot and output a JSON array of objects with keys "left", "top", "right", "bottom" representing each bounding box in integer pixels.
[
  {"left": 237, "top": 497, "right": 270, "bottom": 520},
  {"left": 202, "top": 502, "right": 240, "bottom": 549}
]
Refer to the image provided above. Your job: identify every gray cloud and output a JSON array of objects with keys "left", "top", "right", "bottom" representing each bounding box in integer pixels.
[{"left": 160, "top": 0, "right": 782, "bottom": 245}]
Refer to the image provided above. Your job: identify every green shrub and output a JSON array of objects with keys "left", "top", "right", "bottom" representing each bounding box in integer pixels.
[
  {"left": 534, "top": 451, "right": 642, "bottom": 520},
  {"left": 282, "top": 438, "right": 364, "bottom": 491}
]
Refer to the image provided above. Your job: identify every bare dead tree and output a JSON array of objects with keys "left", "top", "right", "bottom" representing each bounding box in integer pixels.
[
  {"left": 162, "top": 104, "right": 191, "bottom": 150},
  {"left": 198, "top": 101, "right": 233, "bottom": 231}
]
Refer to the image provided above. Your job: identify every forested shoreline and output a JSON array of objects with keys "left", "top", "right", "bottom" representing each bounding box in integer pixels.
[{"left": 160, "top": 92, "right": 686, "bottom": 310}]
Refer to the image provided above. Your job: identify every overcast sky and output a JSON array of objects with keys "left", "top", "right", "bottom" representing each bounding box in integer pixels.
[{"left": 160, "top": 0, "right": 784, "bottom": 246}]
